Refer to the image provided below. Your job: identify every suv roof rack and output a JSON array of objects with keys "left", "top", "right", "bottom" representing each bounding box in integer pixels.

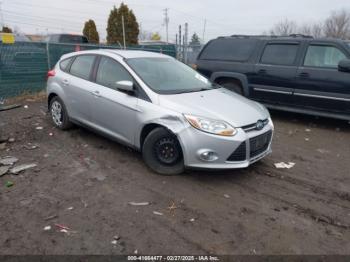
[{"left": 217, "top": 34, "right": 314, "bottom": 39}]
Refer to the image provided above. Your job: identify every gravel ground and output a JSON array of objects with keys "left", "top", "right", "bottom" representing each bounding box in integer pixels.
[{"left": 0, "top": 100, "right": 349, "bottom": 255}]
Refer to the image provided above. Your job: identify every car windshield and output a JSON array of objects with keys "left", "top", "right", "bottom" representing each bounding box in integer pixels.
[{"left": 126, "top": 57, "right": 217, "bottom": 94}]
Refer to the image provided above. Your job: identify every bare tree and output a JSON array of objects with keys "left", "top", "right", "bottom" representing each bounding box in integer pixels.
[
  {"left": 323, "top": 9, "right": 350, "bottom": 39},
  {"left": 311, "top": 23, "right": 324, "bottom": 38},
  {"left": 270, "top": 19, "right": 297, "bottom": 36},
  {"left": 298, "top": 22, "right": 324, "bottom": 38}
]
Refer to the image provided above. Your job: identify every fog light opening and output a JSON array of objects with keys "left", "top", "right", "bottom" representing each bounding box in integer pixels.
[{"left": 199, "top": 151, "right": 218, "bottom": 162}]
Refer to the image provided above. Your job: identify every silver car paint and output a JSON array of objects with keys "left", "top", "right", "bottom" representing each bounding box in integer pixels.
[{"left": 47, "top": 49, "right": 273, "bottom": 169}]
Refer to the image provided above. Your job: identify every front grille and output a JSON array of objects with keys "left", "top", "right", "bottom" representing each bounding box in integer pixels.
[
  {"left": 242, "top": 119, "right": 269, "bottom": 132},
  {"left": 227, "top": 142, "right": 246, "bottom": 162},
  {"left": 250, "top": 131, "right": 272, "bottom": 158}
]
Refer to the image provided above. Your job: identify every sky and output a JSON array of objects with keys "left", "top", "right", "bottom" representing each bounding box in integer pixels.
[{"left": 1, "top": 0, "right": 350, "bottom": 43}]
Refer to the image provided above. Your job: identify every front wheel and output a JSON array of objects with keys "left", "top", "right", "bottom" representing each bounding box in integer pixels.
[{"left": 142, "top": 127, "right": 185, "bottom": 175}]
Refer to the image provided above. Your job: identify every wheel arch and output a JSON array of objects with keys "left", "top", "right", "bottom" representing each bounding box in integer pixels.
[
  {"left": 139, "top": 123, "right": 186, "bottom": 159},
  {"left": 48, "top": 92, "right": 58, "bottom": 108},
  {"left": 210, "top": 72, "right": 250, "bottom": 97}
]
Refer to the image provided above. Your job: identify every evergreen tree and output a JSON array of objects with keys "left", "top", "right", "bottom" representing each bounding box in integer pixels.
[
  {"left": 190, "top": 33, "right": 201, "bottom": 46},
  {"left": 106, "top": 3, "right": 139, "bottom": 45},
  {"left": 83, "top": 19, "right": 100, "bottom": 44}
]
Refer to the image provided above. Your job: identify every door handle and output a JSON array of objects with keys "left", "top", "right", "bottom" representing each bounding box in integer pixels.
[
  {"left": 62, "top": 79, "right": 69, "bottom": 86},
  {"left": 258, "top": 69, "right": 267, "bottom": 75},
  {"left": 91, "top": 90, "right": 101, "bottom": 97},
  {"left": 298, "top": 72, "right": 309, "bottom": 79}
]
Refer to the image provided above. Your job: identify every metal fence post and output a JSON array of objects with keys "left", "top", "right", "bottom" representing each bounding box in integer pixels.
[{"left": 46, "top": 42, "right": 51, "bottom": 70}]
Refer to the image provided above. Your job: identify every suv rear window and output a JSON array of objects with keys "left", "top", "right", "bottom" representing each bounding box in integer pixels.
[
  {"left": 199, "top": 38, "right": 257, "bottom": 61},
  {"left": 58, "top": 35, "right": 88, "bottom": 44},
  {"left": 260, "top": 44, "right": 299, "bottom": 66}
]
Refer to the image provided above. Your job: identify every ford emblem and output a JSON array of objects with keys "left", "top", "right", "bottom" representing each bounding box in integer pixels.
[{"left": 256, "top": 120, "right": 264, "bottom": 130}]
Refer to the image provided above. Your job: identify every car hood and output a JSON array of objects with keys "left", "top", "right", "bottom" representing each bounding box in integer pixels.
[{"left": 158, "top": 88, "right": 269, "bottom": 127}]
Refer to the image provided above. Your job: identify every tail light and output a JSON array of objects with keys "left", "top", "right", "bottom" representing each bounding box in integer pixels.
[{"left": 47, "top": 70, "right": 56, "bottom": 79}]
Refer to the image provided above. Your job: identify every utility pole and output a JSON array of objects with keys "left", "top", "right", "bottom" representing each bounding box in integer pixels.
[
  {"left": 179, "top": 25, "right": 182, "bottom": 61},
  {"left": 184, "top": 22, "right": 188, "bottom": 64},
  {"left": 163, "top": 8, "right": 169, "bottom": 44},
  {"left": 202, "top": 19, "right": 207, "bottom": 43},
  {"left": 0, "top": 1, "right": 4, "bottom": 29},
  {"left": 122, "top": 15, "right": 126, "bottom": 49}
]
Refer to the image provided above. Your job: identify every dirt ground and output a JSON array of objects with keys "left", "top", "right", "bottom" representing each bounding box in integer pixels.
[{"left": 0, "top": 99, "right": 349, "bottom": 255}]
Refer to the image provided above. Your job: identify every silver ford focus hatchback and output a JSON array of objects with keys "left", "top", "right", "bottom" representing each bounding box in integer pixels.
[{"left": 47, "top": 50, "right": 274, "bottom": 175}]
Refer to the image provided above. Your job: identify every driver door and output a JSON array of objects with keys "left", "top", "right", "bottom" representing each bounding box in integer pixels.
[
  {"left": 294, "top": 43, "right": 350, "bottom": 113},
  {"left": 89, "top": 56, "right": 139, "bottom": 146}
]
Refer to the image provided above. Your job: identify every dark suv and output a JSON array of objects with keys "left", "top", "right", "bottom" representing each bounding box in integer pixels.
[
  {"left": 45, "top": 34, "right": 89, "bottom": 44},
  {"left": 196, "top": 35, "right": 350, "bottom": 120}
]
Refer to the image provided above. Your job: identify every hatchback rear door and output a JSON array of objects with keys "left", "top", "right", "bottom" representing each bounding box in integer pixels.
[{"left": 63, "top": 54, "right": 97, "bottom": 124}]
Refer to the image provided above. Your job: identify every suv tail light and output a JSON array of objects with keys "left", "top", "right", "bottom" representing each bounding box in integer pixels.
[{"left": 47, "top": 70, "right": 56, "bottom": 79}]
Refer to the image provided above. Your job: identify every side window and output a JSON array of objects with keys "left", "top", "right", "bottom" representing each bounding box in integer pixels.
[
  {"left": 59, "top": 58, "right": 72, "bottom": 72},
  {"left": 304, "top": 45, "right": 347, "bottom": 68},
  {"left": 199, "top": 39, "right": 257, "bottom": 62},
  {"left": 70, "top": 55, "right": 95, "bottom": 80},
  {"left": 260, "top": 44, "right": 299, "bottom": 66},
  {"left": 96, "top": 57, "right": 133, "bottom": 89}
]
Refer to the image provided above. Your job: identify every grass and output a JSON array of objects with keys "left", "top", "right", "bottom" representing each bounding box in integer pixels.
[{"left": 2, "top": 90, "right": 47, "bottom": 106}]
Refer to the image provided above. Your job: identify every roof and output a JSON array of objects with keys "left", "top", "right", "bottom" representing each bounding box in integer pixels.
[
  {"left": 217, "top": 34, "right": 349, "bottom": 43},
  {"left": 105, "top": 49, "right": 169, "bottom": 59},
  {"left": 62, "top": 49, "right": 169, "bottom": 60}
]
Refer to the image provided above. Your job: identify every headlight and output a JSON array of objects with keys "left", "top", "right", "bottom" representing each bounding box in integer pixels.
[{"left": 184, "top": 114, "right": 237, "bottom": 136}]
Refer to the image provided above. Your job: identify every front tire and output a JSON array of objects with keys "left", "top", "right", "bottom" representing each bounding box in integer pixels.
[
  {"left": 142, "top": 127, "right": 185, "bottom": 175},
  {"left": 49, "top": 96, "right": 72, "bottom": 130}
]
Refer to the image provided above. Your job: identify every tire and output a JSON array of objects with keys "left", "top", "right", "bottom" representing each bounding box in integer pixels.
[
  {"left": 49, "top": 96, "right": 73, "bottom": 130},
  {"left": 220, "top": 81, "right": 244, "bottom": 95},
  {"left": 142, "top": 127, "right": 185, "bottom": 175}
]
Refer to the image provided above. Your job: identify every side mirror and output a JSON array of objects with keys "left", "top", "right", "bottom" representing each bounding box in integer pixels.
[
  {"left": 115, "top": 80, "right": 134, "bottom": 92},
  {"left": 338, "top": 59, "right": 350, "bottom": 73}
]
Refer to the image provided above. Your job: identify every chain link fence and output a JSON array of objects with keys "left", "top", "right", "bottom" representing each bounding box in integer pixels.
[
  {"left": 176, "top": 44, "right": 204, "bottom": 65},
  {"left": 0, "top": 42, "right": 176, "bottom": 100}
]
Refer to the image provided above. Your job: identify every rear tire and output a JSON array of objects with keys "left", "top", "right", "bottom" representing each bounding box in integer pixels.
[
  {"left": 219, "top": 81, "right": 244, "bottom": 95},
  {"left": 49, "top": 96, "right": 73, "bottom": 130},
  {"left": 142, "top": 127, "right": 185, "bottom": 175}
]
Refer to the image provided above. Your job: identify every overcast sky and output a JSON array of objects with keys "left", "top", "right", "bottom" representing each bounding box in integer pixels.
[{"left": 1, "top": 0, "right": 350, "bottom": 42}]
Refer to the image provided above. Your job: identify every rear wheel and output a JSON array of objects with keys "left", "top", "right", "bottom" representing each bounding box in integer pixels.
[
  {"left": 142, "top": 127, "right": 184, "bottom": 175},
  {"left": 49, "top": 96, "right": 72, "bottom": 130},
  {"left": 219, "top": 81, "right": 244, "bottom": 95}
]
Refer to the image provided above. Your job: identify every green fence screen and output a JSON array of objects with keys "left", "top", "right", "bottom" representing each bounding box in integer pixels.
[{"left": 0, "top": 42, "right": 176, "bottom": 100}]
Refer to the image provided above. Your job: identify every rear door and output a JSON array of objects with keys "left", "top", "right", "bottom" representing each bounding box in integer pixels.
[
  {"left": 89, "top": 56, "right": 139, "bottom": 146},
  {"left": 63, "top": 55, "right": 96, "bottom": 124},
  {"left": 250, "top": 41, "right": 302, "bottom": 105},
  {"left": 294, "top": 42, "right": 350, "bottom": 113}
]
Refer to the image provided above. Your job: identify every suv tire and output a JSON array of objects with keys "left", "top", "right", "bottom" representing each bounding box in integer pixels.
[
  {"left": 219, "top": 81, "right": 244, "bottom": 95},
  {"left": 49, "top": 96, "right": 73, "bottom": 130},
  {"left": 142, "top": 127, "right": 184, "bottom": 175}
]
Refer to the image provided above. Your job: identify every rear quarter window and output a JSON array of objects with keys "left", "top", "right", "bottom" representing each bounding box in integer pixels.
[
  {"left": 59, "top": 58, "right": 73, "bottom": 72},
  {"left": 199, "top": 38, "right": 257, "bottom": 62}
]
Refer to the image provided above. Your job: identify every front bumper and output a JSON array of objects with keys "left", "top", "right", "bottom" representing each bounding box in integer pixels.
[{"left": 177, "top": 119, "right": 274, "bottom": 169}]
